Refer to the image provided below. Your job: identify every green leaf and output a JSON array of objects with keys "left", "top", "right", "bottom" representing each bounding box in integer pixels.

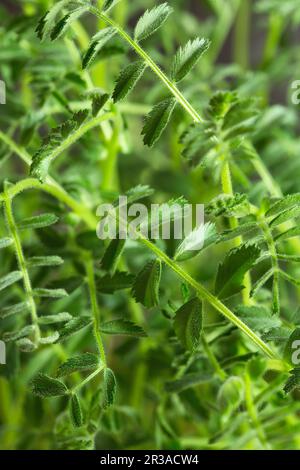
[
  {"left": 31, "top": 373, "right": 68, "bottom": 397},
  {"left": 0, "top": 301, "right": 29, "bottom": 319},
  {"left": 0, "top": 271, "right": 23, "bottom": 292},
  {"left": 131, "top": 260, "right": 161, "bottom": 308},
  {"left": 284, "top": 368, "right": 300, "bottom": 393},
  {"left": 112, "top": 61, "right": 147, "bottom": 102},
  {"left": 102, "top": 368, "right": 117, "bottom": 409},
  {"left": 102, "top": 0, "right": 121, "bottom": 12},
  {"left": 90, "top": 91, "right": 109, "bottom": 117},
  {"left": 35, "top": 0, "right": 76, "bottom": 40},
  {"left": 235, "top": 305, "right": 281, "bottom": 333},
  {"left": 171, "top": 38, "right": 210, "bottom": 82},
  {"left": 269, "top": 206, "right": 300, "bottom": 227},
  {"left": 27, "top": 256, "right": 64, "bottom": 267},
  {"left": 142, "top": 98, "right": 176, "bottom": 147},
  {"left": 59, "top": 316, "right": 92, "bottom": 341},
  {"left": 33, "top": 288, "right": 68, "bottom": 298},
  {"left": 206, "top": 193, "right": 250, "bottom": 218},
  {"left": 275, "top": 226, "right": 300, "bottom": 242},
  {"left": 284, "top": 328, "right": 300, "bottom": 365},
  {"left": 100, "top": 238, "right": 126, "bottom": 275},
  {"left": 165, "top": 372, "right": 212, "bottom": 393},
  {"left": 39, "top": 332, "right": 60, "bottom": 344},
  {"left": 174, "top": 223, "right": 218, "bottom": 261},
  {"left": 266, "top": 194, "right": 300, "bottom": 218},
  {"left": 18, "top": 213, "right": 58, "bottom": 230},
  {"left": 134, "top": 3, "right": 173, "bottom": 42},
  {"left": 70, "top": 393, "right": 83, "bottom": 427},
  {"left": 100, "top": 319, "right": 147, "bottom": 337},
  {"left": 220, "top": 223, "right": 258, "bottom": 242},
  {"left": 50, "top": 6, "right": 89, "bottom": 41},
  {"left": 215, "top": 244, "right": 261, "bottom": 299},
  {"left": 174, "top": 298, "right": 202, "bottom": 351},
  {"left": 4, "top": 325, "right": 36, "bottom": 342},
  {"left": 82, "top": 28, "right": 116, "bottom": 70},
  {"left": 97, "top": 271, "right": 134, "bottom": 293},
  {"left": 38, "top": 312, "right": 73, "bottom": 325},
  {"left": 0, "top": 237, "right": 13, "bottom": 249},
  {"left": 57, "top": 353, "right": 99, "bottom": 378},
  {"left": 16, "top": 338, "right": 37, "bottom": 352},
  {"left": 217, "top": 376, "right": 244, "bottom": 411}
]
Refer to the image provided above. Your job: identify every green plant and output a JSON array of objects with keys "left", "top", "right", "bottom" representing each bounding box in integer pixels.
[{"left": 1, "top": 0, "right": 300, "bottom": 450}]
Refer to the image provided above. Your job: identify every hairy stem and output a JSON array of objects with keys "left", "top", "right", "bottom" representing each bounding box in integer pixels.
[
  {"left": 90, "top": 7, "right": 203, "bottom": 123},
  {"left": 85, "top": 257, "right": 107, "bottom": 367},
  {"left": 3, "top": 192, "right": 41, "bottom": 344}
]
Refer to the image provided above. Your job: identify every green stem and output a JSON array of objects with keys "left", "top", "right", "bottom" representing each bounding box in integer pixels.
[
  {"left": 3, "top": 192, "right": 41, "bottom": 344},
  {"left": 139, "top": 236, "right": 277, "bottom": 359},
  {"left": 91, "top": 7, "right": 203, "bottom": 123},
  {"left": 85, "top": 257, "right": 107, "bottom": 366},
  {"left": 72, "top": 367, "right": 104, "bottom": 392},
  {"left": 0, "top": 178, "right": 97, "bottom": 229},
  {"left": 233, "top": 0, "right": 251, "bottom": 69},
  {"left": 259, "top": 217, "right": 280, "bottom": 315},
  {"left": 201, "top": 333, "right": 227, "bottom": 380},
  {"left": 244, "top": 371, "right": 268, "bottom": 448},
  {"left": 221, "top": 161, "right": 252, "bottom": 305}
]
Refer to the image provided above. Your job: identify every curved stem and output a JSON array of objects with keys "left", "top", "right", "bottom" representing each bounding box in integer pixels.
[
  {"left": 3, "top": 192, "right": 41, "bottom": 345},
  {"left": 91, "top": 7, "right": 203, "bottom": 123}
]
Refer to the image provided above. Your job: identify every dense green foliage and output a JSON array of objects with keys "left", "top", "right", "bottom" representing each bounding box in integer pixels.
[{"left": 1, "top": 0, "right": 300, "bottom": 450}]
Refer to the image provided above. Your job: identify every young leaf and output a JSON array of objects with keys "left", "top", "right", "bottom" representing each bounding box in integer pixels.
[
  {"left": 102, "top": 0, "right": 121, "bottom": 12},
  {"left": 30, "top": 373, "right": 68, "bottom": 397},
  {"left": 16, "top": 338, "right": 37, "bottom": 353},
  {"left": 100, "top": 238, "right": 126, "bottom": 275},
  {"left": 82, "top": 28, "right": 116, "bottom": 70},
  {"left": 97, "top": 271, "right": 135, "bottom": 293},
  {"left": 39, "top": 332, "right": 60, "bottom": 344},
  {"left": 174, "top": 298, "right": 202, "bottom": 351},
  {"left": 100, "top": 319, "right": 147, "bottom": 337},
  {"left": 33, "top": 288, "right": 68, "bottom": 298},
  {"left": 275, "top": 226, "right": 300, "bottom": 242},
  {"left": 235, "top": 305, "right": 281, "bottom": 333},
  {"left": 70, "top": 393, "right": 83, "bottom": 428},
  {"left": 134, "top": 3, "right": 173, "bottom": 42},
  {"left": 102, "top": 368, "right": 117, "bottom": 409},
  {"left": 174, "top": 223, "right": 218, "bottom": 261},
  {"left": 0, "top": 301, "right": 29, "bottom": 319},
  {"left": 215, "top": 244, "right": 261, "bottom": 299},
  {"left": 39, "top": 312, "right": 73, "bottom": 325},
  {"left": 269, "top": 206, "right": 300, "bottom": 228},
  {"left": 4, "top": 325, "right": 36, "bottom": 342},
  {"left": 91, "top": 92, "right": 109, "bottom": 117},
  {"left": 142, "top": 98, "right": 176, "bottom": 147},
  {"left": 57, "top": 353, "right": 99, "bottom": 378},
  {"left": 18, "top": 213, "right": 58, "bottom": 230},
  {"left": 171, "top": 38, "right": 210, "bottom": 83},
  {"left": 131, "top": 260, "right": 162, "bottom": 308},
  {"left": 112, "top": 61, "right": 147, "bottom": 102},
  {"left": 0, "top": 237, "right": 13, "bottom": 249},
  {"left": 266, "top": 194, "right": 300, "bottom": 218},
  {"left": 27, "top": 256, "right": 64, "bottom": 267},
  {"left": 35, "top": 0, "right": 75, "bottom": 40},
  {"left": 59, "top": 316, "right": 92, "bottom": 341},
  {"left": 0, "top": 271, "right": 23, "bottom": 292},
  {"left": 206, "top": 193, "right": 250, "bottom": 218},
  {"left": 50, "top": 6, "right": 89, "bottom": 41}
]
